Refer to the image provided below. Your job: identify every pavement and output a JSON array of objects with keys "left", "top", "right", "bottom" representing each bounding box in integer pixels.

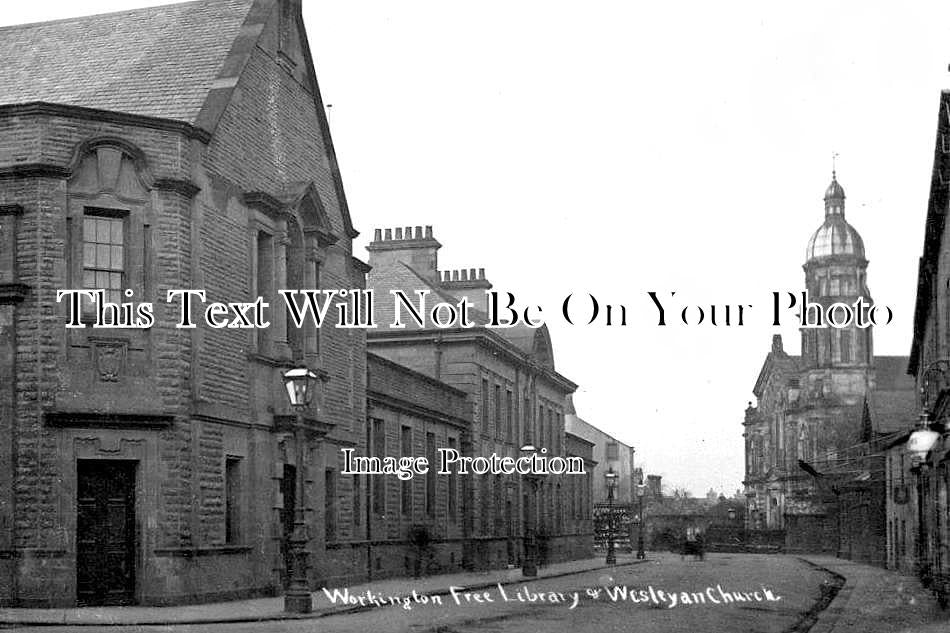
[
  {"left": 0, "top": 554, "right": 645, "bottom": 626},
  {"left": 799, "top": 555, "right": 947, "bottom": 633}
]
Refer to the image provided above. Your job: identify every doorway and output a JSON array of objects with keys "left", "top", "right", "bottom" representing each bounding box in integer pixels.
[
  {"left": 280, "top": 464, "right": 297, "bottom": 587},
  {"left": 76, "top": 460, "right": 136, "bottom": 606}
]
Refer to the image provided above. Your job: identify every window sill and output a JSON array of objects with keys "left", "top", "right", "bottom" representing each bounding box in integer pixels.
[{"left": 153, "top": 545, "right": 253, "bottom": 558}]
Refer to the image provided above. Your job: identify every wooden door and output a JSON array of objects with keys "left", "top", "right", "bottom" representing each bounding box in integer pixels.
[{"left": 76, "top": 460, "right": 136, "bottom": 606}]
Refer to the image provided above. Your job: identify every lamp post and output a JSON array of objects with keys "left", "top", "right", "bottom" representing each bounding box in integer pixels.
[
  {"left": 282, "top": 367, "right": 319, "bottom": 614},
  {"left": 908, "top": 411, "right": 941, "bottom": 586},
  {"left": 605, "top": 468, "right": 618, "bottom": 565},
  {"left": 635, "top": 482, "right": 646, "bottom": 560},
  {"left": 520, "top": 444, "right": 540, "bottom": 577}
]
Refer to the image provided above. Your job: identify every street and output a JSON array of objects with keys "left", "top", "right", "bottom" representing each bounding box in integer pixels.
[{"left": 6, "top": 554, "right": 833, "bottom": 633}]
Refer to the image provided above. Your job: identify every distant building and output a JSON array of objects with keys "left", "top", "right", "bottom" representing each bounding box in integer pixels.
[
  {"left": 564, "top": 398, "right": 635, "bottom": 505},
  {"left": 743, "top": 174, "right": 914, "bottom": 563}
]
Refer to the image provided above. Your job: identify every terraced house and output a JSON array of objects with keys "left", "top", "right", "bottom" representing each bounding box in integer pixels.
[{"left": 0, "top": 0, "right": 369, "bottom": 606}]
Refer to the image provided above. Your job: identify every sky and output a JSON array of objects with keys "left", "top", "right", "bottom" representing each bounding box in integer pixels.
[{"left": 5, "top": 0, "right": 950, "bottom": 496}]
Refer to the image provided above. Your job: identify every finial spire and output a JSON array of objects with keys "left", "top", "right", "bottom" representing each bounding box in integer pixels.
[{"left": 832, "top": 151, "right": 838, "bottom": 180}]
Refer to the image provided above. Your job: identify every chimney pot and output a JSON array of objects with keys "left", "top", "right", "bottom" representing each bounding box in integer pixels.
[
  {"left": 478, "top": 267, "right": 485, "bottom": 279},
  {"left": 425, "top": 226, "right": 433, "bottom": 238},
  {"left": 461, "top": 270, "right": 469, "bottom": 281},
  {"left": 452, "top": 270, "right": 459, "bottom": 281},
  {"left": 384, "top": 228, "right": 392, "bottom": 240},
  {"left": 469, "top": 268, "right": 477, "bottom": 280},
  {"left": 404, "top": 226, "right": 412, "bottom": 239},
  {"left": 415, "top": 226, "right": 423, "bottom": 239},
  {"left": 374, "top": 228, "right": 382, "bottom": 241},
  {"left": 395, "top": 228, "right": 403, "bottom": 240}
]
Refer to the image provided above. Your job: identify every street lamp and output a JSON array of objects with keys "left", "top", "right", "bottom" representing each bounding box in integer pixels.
[
  {"left": 520, "top": 444, "right": 540, "bottom": 577},
  {"left": 635, "top": 483, "right": 646, "bottom": 560},
  {"left": 604, "top": 468, "right": 618, "bottom": 565},
  {"left": 908, "top": 412, "right": 940, "bottom": 463},
  {"left": 282, "top": 367, "right": 319, "bottom": 614},
  {"left": 908, "top": 411, "right": 941, "bottom": 587}
]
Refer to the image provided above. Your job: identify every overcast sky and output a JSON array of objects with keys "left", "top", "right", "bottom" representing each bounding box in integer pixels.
[{"left": 7, "top": 1, "right": 950, "bottom": 496}]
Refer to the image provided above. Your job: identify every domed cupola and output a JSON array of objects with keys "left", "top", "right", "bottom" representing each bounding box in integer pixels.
[
  {"left": 800, "top": 167, "right": 873, "bottom": 372},
  {"left": 805, "top": 172, "right": 865, "bottom": 262}
]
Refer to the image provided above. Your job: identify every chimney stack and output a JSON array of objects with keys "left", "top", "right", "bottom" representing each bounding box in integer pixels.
[{"left": 366, "top": 224, "right": 441, "bottom": 284}]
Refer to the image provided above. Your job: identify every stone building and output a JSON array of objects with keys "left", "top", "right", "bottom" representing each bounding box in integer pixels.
[
  {"left": 894, "top": 88, "right": 950, "bottom": 601},
  {"left": 365, "top": 226, "right": 593, "bottom": 569},
  {"left": 355, "top": 353, "right": 473, "bottom": 581},
  {"left": 0, "top": 0, "right": 370, "bottom": 606},
  {"left": 743, "top": 174, "right": 913, "bottom": 560},
  {"left": 564, "top": 401, "right": 635, "bottom": 505}
]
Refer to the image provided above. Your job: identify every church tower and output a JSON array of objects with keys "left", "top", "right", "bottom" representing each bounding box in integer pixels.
[{"left": 800, "top": 172, "right": 872, "bottom": 399}]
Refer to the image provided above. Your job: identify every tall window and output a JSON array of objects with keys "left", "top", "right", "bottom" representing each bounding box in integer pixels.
[
  {"left": 426, "top": 432, "right": 436, "bottom": 517},
  {"left": 325, "top": 469, "right": 337, "bottom": 542},
  {"left": 494, "top": 385, "right": 502, "bottom": 439},
  {"left": 256, "top": 231, "right": 274, "bottom": 351},
  {"left": 401, "top": 426, "right": 413, "bottom": 515},
  {"left": 448, "top": 437, "right": 458, "bottom": 520},
  {"left": 312, "top": 261, "right": 321, "bottom": 355},
  {"left": 82, "top": 211, "right": 125, "bottom": 306},
  {"left": 494, "top": 474, "right": 502, "bottom": 532},
  {"left": 606, "top": 441, "right": 619, "bottom": 461},
  {"left": 539, "top": 405, "right": 546, "bottom": 448},
  {"left": 224, "top": 457, "right": 242, "bottom": 544},
  {"left": 506, "top": 390, "right": 513, "bottom": 443},
  {"left": 841, "top": 330, "right": 852, "bottom": 363},
  {"left": 286, "top": 223, "right": 304, "bottom": 360},
  {"left": 480, "top": 476, "right": 490, "bottom": 534},
  {"left": 523, "top": 396, "right": 531, "bottom": 443},
  {"left": 353, "top": 474, "right": 361, "bottom": 527},
  {"left": 481, "top": 379, "right": 490, "bottom": 434},
  {"left": 372, "top": 419, "right": 385, "bottom": 514}
]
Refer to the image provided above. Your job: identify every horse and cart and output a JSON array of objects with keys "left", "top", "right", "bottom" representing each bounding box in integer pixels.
[{"left": 680, "top": 528, "right": 705, "bottom": 560}]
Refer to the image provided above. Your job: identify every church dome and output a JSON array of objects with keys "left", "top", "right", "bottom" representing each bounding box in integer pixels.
[
  {"left": 806, "top": 172, "right": 864, "bottom": 261},
  {"left": 824, "top": 178, "right": 845, "bottom": 202},
  {"left": 806, "top": 219, "right": 865, "bottom": 260}
]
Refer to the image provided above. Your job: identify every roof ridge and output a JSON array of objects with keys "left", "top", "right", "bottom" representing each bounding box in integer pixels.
[{"left": 0, "top": 0, "right": 236, "bottom": 32}]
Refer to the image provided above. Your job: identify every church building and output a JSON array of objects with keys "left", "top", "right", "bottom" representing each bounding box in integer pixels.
[{"left": 743, "top": 173, "right": 914, "bottom": 560}]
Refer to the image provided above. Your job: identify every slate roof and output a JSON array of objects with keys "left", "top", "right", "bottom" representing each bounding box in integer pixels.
[
  {"left": 0, "top": 0, "right": 255, "bottom": 123},
  {"left": 867, "top": 356, "right": 916, "bottom": 434},
  {"left": 873, "top": 356, "right": 913, "bottom": 390}
]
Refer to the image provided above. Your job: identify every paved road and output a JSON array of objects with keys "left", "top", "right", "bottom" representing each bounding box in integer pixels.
[{"left": 8, "top": 553, "right": 831, "bottom": 633}]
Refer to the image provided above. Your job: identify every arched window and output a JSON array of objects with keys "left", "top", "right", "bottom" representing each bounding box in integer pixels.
[{"left": 841, "top": 329, "right": 852, "bottom": 363}]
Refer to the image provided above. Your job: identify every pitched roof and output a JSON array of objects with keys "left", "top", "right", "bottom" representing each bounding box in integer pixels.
[
  {"left": 867, "top": 389, "right": 917, "bottom": 434},
  {"left": 873, "top": 356, "right": 913, "bottom": 390},
  {"left": 864, "top": 356, "right": 916, "bottom": 435},
  {"left": 0, "top": 0, "right": 255, "bottom": 124}
]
